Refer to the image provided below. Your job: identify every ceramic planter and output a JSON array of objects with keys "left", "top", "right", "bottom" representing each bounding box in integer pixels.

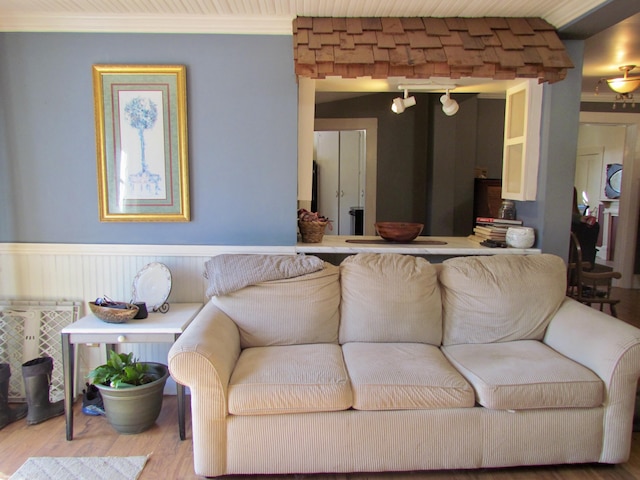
[{"left": 95, "top": 362, "right": 169, "bottom": 434}]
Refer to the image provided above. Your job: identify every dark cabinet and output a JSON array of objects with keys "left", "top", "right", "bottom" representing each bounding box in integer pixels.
[{"left": 474, "top": 178, "right": 503, "bottom": 219}]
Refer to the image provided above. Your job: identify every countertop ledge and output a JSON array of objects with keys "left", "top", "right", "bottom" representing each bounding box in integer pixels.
[{"left": 296, "top": 235, "right": 541, "bottom": 255}]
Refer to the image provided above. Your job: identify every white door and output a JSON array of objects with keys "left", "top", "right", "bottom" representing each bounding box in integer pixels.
[
  {"left": 575, "top": 146, "right": 604, "bottom": 217},
  {"left": 314, "top": 131, "right": 339, "bottom": 231},
  {"left": 338, "top": 131, "right": 363, "bottom": 234},
  {"left": 314, "top": 130, "right": 364, "bottom": 235}
]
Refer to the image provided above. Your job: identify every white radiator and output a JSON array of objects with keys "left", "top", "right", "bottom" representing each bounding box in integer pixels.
[{"left": 0, "top": 301, "right": 80, "bottom": 402}]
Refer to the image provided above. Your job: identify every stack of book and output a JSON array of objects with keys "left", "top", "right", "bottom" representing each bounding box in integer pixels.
[{"left": 469, "top": 217, "right": 523, "bottom": 244}]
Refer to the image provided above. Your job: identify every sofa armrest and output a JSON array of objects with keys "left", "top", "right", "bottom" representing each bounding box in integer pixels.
[
  {"left": 544, "top": 297, "right": 640, "bottom": 463},
  {"left": 168, "top": 301, "right": 240, "bottom": 476},
  {"left": 169, "top": 300, "right": 240, "bottom": 416}
]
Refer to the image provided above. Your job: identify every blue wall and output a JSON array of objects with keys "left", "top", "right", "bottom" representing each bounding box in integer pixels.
[
  {"left": 518, "top": 40, "right": 584, "bottom": 255},
  {"left": 0, "top": 33, "right": 298, "bottom": 245},
  {"left": 0, "top": 32, "right": 585, "bottom": 257}
]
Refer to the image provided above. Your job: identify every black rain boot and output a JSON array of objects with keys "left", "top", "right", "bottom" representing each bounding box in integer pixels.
[
  {"left": 0, "top": 364, "right": 28, "bottom": 430},
  {"left": 22, "top": 357, "right": 65, "bottom": 425}
]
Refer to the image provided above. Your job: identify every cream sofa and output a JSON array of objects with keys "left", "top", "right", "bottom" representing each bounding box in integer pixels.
[{"left": 168, "top": 253, "right": 640, "bottom": 477}]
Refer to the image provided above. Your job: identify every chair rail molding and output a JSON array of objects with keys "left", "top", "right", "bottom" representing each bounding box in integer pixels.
[
  {"left": 0, "top": 242, "right": 293, "bottom": 257},
  {"left": 0, "top": 242, "right": 295, "bottom": 304}
]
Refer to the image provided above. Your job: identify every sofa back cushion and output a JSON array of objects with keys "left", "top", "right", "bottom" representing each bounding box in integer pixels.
[
  {"left": 439, "top": 254, "right": 566, "bottom": 346},
  {"left": 212, "top": 263, "right": 340, "bottom": 348},
  {"left": 339, "top": 253, "right": 442, "bottom": 345}
]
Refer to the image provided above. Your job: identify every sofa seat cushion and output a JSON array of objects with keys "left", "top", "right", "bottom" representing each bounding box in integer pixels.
[
  {"left": 340, "top": 253, "right": 442, "bottom": 345},
  {"left": 342, "top": 342, "right": 475, "bottom": 410},
  {"left": 442, "top": 340, "right": 604, "bottom": 410},
  {"left": 212, "top": 263, "right": 340, "bottom": 348},
  {"left": 228, "top": 343, "right": 352, "bottom": 415},
  {"left": 439, "top": 254, "right": 567, "bottom": 346}
]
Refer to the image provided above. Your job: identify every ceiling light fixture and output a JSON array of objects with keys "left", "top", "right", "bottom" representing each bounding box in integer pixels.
[
  {"left": 596, "top": 65, "right": 640, "bottom": 109},
  {"left": 440, "top": 90, "right": 459, "bottom": 116},
  {"left": 391, "top": 89, "right": 416, "bottom": 114},
  {"left": 391, "top": 84, "right": 458, "bottom": 114},
  {"left": 397, "top": 83, "right": 458, "bottom": 91}
]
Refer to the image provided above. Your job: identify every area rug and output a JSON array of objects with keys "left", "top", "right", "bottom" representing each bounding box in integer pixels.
[{"left": 10, "top": 455, "right": 149, "bottom": 480}]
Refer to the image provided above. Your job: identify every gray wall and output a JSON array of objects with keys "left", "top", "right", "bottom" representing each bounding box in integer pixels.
[
  {"left": 316, "top": 93, "right": 505, "bottom": 236},
  {"left": 476, "top": 98, "right": 508, "bottom": 178},
  {"left": 0, "top": 33, "right": 298, "bottom": 245},
  {"left": 429, "top": 94, "right": 506, "bottom": 236},
  {"left": 315, "top": 92, "right": 429, "bottom": 224}
]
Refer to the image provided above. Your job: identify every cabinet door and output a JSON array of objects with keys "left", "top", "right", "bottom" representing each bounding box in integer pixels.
[
  {"left": 502, "top": 80, "right": 543, "bottom": 201},
  {"left": 314, "top": 130, "right": 365, "bottom": 235},
  {"left": 338, "top": 130, "right": 363, "bottom": 235},
  {"left": 314, "top": 131, "right": 340, "bottom": 229}
]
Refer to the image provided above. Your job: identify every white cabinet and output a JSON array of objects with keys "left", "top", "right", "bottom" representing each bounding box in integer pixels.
[
  {"left": 502, "top": 79, "right": 543, "bottom": 201},
  {"left": 314, "top": 130, "right": 365, "bottom": 235}
]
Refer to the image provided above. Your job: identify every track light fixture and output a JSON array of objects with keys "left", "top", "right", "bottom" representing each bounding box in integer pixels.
[
  {"left": 440, "top": 90, "right": 459, "bottom": 116},
  {"left": 391, "top": 89, "right": 416, "bottom": 114},
  {"left": 390, "top": 84, "right": 459, "bottom": 115}
]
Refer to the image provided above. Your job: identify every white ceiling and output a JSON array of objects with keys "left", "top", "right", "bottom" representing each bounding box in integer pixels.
[
  {"left": 0, "top": 0, "right": 609, "bottom": 34},
  {"left": 1, "top": 0, "right": 639, "bottom": 101},
  {"left": 582, "top": 11, "right": 640, "bottom": 97}
]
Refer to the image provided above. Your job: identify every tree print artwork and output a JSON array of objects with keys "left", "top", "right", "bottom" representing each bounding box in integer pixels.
[
  {"left": 94, "top": 65, "right": 188, "bottom": 221},
  {"left": 125, "top": 97, "right": 157, "bottom": 174},
  {"left": 118, "top": 91, "right": 166, "bottom": 200}
]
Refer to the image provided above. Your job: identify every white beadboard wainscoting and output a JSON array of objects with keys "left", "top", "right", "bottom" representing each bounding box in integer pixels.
[{"left": 0, "top": 242, "right": 295, "bottom": 393}]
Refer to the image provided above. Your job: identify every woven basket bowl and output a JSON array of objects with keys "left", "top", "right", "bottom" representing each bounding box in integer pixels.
[
  {"left": 89, "top": 302, "right": 139, "bottom": 324},
  {"left": 298, "top": 220, "right": 328, "bottom": 243},
  {"left": 375, "top": 222, "right": 424, "bottom": 242}
]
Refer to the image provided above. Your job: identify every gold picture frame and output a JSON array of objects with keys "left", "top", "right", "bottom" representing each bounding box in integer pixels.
[{"left": 93, "top": 64, "right": 190, "bottom": 222}]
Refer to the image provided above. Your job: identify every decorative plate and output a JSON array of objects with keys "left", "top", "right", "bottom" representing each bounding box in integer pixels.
[
  {"left": 605, "top": 163, "right": 622, "bottom": 199},
  {"left": 131, "top": 262, "right": 172, "bottom": 312}
]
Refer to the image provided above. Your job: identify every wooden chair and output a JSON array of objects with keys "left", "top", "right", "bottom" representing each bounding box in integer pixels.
[{"left": 567, "top": 231, "right": 621, "bottom": 317}]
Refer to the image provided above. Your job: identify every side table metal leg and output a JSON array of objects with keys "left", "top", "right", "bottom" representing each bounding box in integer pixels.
[
  {"left": 174, "top": 332, "right": 187, "bottom": 440},
  {"left": 177, "top": 382, "right": 186, "bottom": 440},
  {"left": 61, "top": 333, "right": 74, "bottom": 441}
]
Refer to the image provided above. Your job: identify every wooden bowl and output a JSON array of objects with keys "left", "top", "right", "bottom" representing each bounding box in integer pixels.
[
  {"left": 375, "top": 222, "right": 424, "bottom": 242},
  {"left": 89, "top": 302, "right": 139, "bottom": 324}
]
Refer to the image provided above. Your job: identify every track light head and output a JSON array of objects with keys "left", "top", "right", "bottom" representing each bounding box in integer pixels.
[
  {"left": 391, "top": 89, "right": 416, "bottom": 114},
  {"left": 391, "top": 85, "right": 460, "bottom": 115},
  {"left": 440, "top": 90, "right": 459, "bottom": 116}
]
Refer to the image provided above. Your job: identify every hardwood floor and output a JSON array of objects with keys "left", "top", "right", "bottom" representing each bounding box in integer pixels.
[
  {"left": 1, "top": 288, "right": 639, "bottom": 480},
  {"left": 610, "top": 287, "right": 640, "bottom": 328}
]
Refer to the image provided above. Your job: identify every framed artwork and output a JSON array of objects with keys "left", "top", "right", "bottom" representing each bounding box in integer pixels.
[{"left": 92, "top": 64, "right": 190, "bottom": 222}]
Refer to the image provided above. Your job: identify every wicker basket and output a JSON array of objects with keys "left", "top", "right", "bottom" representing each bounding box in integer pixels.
[
  {"left": 89, "top": 302, "right": 139, "bottom": 324},
  {"left": 298, "top": 220, "right": 328, "bottom": 243}
]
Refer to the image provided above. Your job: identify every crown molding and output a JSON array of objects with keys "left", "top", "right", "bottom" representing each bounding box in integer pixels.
[
  {"left": 0, "top": 13, "right": 294, "bottom": 35},
  {"left": 580, "top": 92, "right": 638, "bottom": 103}
]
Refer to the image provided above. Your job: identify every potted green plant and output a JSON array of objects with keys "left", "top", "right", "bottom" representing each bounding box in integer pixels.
[{"left": 87, "top": 350, "right": 169, "bottom": 434}]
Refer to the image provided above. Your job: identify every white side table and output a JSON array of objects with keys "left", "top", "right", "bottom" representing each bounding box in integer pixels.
[{"left": 61, "top": 302, "right": 203, "bottom": 441}]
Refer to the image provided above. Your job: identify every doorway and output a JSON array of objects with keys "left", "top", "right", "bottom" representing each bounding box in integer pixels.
[
  {"left": 314, "top": 130, "right": 364, "bottom": 235},
  {"left": 578, "top": 112, "right": 640, "bottom": 289},
  {"left": 574, "top": 144, "right": 610, "bottom": 261},
  {"left": 314, "top": 118, "right": 378, "bottom": 235}
]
